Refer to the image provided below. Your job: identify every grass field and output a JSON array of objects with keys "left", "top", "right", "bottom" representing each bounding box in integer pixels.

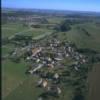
[{"left": 57, "top": 23, "right": 100, "bottom": 52}]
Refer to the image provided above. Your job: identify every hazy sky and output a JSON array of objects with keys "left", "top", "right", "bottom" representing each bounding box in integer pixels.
[{"left": 2, "top": 0, "right": 100, "bottom": 12}]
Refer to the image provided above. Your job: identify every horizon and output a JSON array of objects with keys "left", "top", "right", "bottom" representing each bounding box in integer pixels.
[
  {"left": 2, "top": 0, "right": 100, "bottom": 12},
  {"left": 2, "top": 7, "right": 100, "bottom": 14}
]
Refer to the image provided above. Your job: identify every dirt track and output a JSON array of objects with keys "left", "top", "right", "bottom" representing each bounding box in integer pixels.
[{"left": 88, "top": 63, "right": 100, "bottom": 100}]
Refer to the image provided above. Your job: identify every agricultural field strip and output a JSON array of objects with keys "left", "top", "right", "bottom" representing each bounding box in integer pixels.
[
  {"left": 8, "top": 28, "right": 33, "bottom": 39},
  {"left": 2, "top": 27, "right": 16, "bottom": 30},
  {"left": 8, "top": 28, "right": 53, "bottom": 40},
  {"left": 32, "top": 31, "right": 53, "bottom": 40},
  {"left": 4, "top": 78, "right": 29, "bottom": 99}
]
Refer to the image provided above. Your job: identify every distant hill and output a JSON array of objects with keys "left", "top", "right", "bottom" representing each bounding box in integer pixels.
[{"left": 2, "top": 8, "right": 100, "bottom": 16}]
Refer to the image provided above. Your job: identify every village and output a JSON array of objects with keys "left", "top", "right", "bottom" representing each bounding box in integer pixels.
[
  {"left": 8, "top": 37, "right": 88, "bottom": 100},
  {"left": 2, "top": 3, "right": 100, "bottom": 99}
]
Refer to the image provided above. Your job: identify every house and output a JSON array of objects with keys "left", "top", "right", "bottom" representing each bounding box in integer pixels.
[
  {"left": 36, "top": 58, "right": 41, "bottom": 63},
  {"left": 54, "top": 57, "right": 63, "bottom": 61},
  {"left": 42, "top": 80, "right": 48, "bottom": 88},
  {"left": 26, "top": 57, "right": 31, "bottom": 60},
  {"left": 82, "top": 59, "right": 86, "bottom": 63},
  {"left": 68, "top": 46, "right": 72, "bottom": 52},
  {"left": 57, "top": 87, "right": 62, "bottom": 94},
  {"left": 37, "top": 78, "right": 43, "bottom": 87},
  {"left": 38, "top": 97, "right": 43, "bottom": 100},
  {"left": 28, "top": 64, "right": 43, "bottom": 74},
  {"left": 54, "top": 73, "right": 59, "bottom": 79},
  {"left": 47, "top": 85, "right": 61, "bottom": 95},
  {"left": 32, "top": 47, "right": 42, "bottom": 57},
  {"left": 48, "top": 64, "right": 54, "bottom": 69},
  {"left": 65, "top": 53, "right": 70, "bottom": 57},
  {"left": 74, "top": 66, "right": 79, "bottom": 71}
]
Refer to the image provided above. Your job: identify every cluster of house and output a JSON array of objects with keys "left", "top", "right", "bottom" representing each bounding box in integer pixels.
[
  {"left": 10, "top": 38, "right": 88, "bottom": 100},
  {"left": 64, "top": 42, "right": 87, "bottom": 71}
]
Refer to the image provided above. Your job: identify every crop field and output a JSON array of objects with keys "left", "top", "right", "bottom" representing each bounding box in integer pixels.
[{"left": 88, "top": 63, "right": 100, "bottom": 100}]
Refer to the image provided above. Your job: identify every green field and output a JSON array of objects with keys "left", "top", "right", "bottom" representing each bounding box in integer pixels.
[{"left": 57, "top": 23, "right": 100, "bottom": 52}]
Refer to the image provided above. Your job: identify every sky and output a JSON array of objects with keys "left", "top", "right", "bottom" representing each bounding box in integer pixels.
[{"left": 1, "top": 0, "right": 100, "bottom": 12}]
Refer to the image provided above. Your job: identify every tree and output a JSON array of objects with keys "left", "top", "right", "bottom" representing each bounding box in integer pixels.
[
  {"left": 2, "top": 37, "right": 9, "bottom": 45},
  {"left": 54, "top": 20, "right": 71, "bottom": 32}
]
